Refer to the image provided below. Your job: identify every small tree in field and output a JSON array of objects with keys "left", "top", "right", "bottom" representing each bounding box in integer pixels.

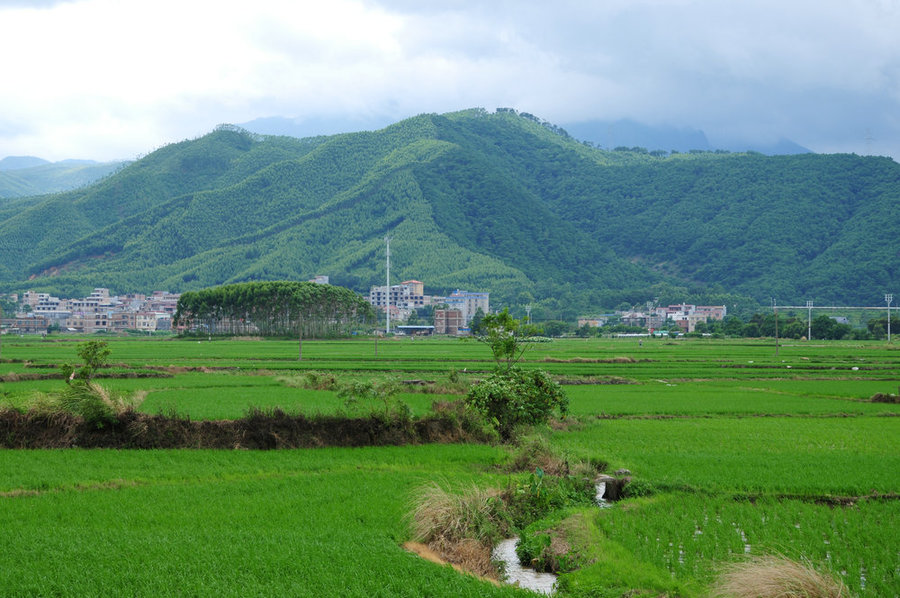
[
  {"left": 476, "top": 308, "right": 540, "bottom": 372},
  {"left": 61, "top": 340, "right": 111, "bottom": 383},
  {"left": 466, "top": 309, "right": 567, "bottom": 440}
]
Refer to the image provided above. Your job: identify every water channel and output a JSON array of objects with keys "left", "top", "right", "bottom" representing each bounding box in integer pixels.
[
  {"left": 491, "top": 537, "right": 558, "bottom": 595},
  {"left": 490, "top": 479, "right": 616, "bottom": 594}
]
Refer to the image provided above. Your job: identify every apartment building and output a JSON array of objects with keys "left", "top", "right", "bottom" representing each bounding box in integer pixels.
[
  {"left": 368, "top": 280, "right": 428, "bottom": 309},
  {"left": 441, "top": 290, "right": 489, "bottom": 325}
]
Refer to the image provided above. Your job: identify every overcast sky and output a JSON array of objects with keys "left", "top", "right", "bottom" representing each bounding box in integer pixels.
[{"left": 1, "top": 0, "right": 898, "bottom": 162}]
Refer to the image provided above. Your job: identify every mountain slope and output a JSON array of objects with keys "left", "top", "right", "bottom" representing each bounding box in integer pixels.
[{"left": 1, "top": 109, "right": 897, "bottom": 314}]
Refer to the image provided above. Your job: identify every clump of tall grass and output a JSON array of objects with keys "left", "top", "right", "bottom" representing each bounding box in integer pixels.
[
  {"left": 26, "top": 383, "right": 146, "bottom": 428},
  {"left": 409, "top": 483, "right": 512, "bottom": 577},
  {"left": 709, "top": 556, "right": 850, "bottom": 598},
  {"left": 403, "top": 369, "right": 472, "bottom": 395},
  {"left": 410, "top": 482, "right": 512, "bottom": 546}
]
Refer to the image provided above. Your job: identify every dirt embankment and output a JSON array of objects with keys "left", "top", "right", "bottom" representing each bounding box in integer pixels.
[{"left": 0, "top": 408, "right": 493, "bottom": 449}]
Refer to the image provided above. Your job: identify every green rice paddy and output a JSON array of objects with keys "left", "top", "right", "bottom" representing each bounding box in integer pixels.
[{"left": 1, "top": 335, "right": 898, "bottom": 596}]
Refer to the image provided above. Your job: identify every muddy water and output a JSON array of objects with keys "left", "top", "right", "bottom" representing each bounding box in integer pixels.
[{"left": 492, "top": 537, "right": 557, "bottom": 595}]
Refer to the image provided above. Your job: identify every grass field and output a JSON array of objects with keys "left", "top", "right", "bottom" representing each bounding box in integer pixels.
[{"left": 1, "top": 335, "right": 898, "bottom": 596}]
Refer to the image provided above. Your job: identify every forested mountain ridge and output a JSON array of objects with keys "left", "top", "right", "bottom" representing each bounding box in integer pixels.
[{"left": 1, "top": 109, "right": 897, "bottom": 318}]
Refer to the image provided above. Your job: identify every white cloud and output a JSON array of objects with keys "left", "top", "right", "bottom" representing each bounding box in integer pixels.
[{"left": 0, "top": 0, "right": 898, "bottom": 160}]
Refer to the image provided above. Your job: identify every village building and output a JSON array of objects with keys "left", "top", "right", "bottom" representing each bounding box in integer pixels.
[
  {"left": 440, "top": 290, "right": 489, "bottom": 326},
  {"left": 433, "top": 309, "right": 464, "bottom": 335},
  {"left": 5, "top": 288, "right": 180, "bottom": 334}
]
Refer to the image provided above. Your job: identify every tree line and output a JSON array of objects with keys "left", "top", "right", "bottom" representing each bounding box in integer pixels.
[
  {"left": 173, "top": 281, "right": 373, "bottom": 338},
  {"left": 531, "top": 313, "right": 894, "bottom": 341}
]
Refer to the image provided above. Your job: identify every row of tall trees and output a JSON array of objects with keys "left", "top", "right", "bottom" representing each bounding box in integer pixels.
[{"left": 174, "top": 281, "right": 373, "bottom": 338}]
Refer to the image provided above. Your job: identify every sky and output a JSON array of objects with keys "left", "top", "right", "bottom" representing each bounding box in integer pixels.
[{"left": 1, "top": 0, "right": 898, "bottom": 162}]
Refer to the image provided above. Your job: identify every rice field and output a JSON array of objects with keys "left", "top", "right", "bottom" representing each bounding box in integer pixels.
[{"left": 1, "top": 335, "right": 898, "bottom": 596}]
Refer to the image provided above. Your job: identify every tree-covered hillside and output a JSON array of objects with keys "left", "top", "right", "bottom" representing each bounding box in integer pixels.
[{"left": 0, "top": 110, "right": 897, "bottom": 318}]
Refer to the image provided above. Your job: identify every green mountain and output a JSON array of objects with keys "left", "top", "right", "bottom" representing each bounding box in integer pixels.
[{"left": 1, "top": 110, "right": 897, "bottom": 318}]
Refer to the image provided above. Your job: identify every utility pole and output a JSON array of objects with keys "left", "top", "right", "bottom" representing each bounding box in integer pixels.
[
  {"left": 385, "top": 235, "right": 392, "bottom": 336},
  {"left": 806, "top": 300, "right": 813, "bottom": 340},
  {"left": 773, "top": 298, "right": 779, "bottom": 357},
  {"left": 886, "top": 294, "right": 893, "bottom": 343},
  {"left": 525, "top": 304, "right": 532, "bottom": 326}
]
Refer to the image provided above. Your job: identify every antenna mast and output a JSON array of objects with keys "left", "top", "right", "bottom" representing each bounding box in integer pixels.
[{"left": 385, "top": 235, "right": 392, "bottom": 335}]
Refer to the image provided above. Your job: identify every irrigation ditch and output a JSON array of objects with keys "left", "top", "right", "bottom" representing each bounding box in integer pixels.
[{"left": 402, "top": 437, "right": 637, "bottom": 594}]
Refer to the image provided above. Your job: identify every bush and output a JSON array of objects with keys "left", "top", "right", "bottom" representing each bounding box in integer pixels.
[
  {"left": 621, "top": 478, "right": 656, "bottom": 498},
  {"left": 465, "top": 368, "right": 568, "bottom": 440},
  {"left": 408, "top": 467, "right": 594, "bottom": 578},
  {"left": 503, "top": 467, "right": 595, "bottom": 528},
  {"left": 336, "top": 378, "right": 409, "bottom": 420}
]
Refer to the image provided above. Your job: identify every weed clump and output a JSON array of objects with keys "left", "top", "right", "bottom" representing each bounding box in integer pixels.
[{"left": 709, "top": 556, "right": 850, "bottom": 598}]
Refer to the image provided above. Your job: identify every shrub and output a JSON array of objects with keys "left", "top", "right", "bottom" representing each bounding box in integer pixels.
[
  {"left": 465, "top": 368, "right": 568, "bottom": 440},
  {"left": 60, "top": 340, "right": 111, "bottom": 383},
  {"left": 709, "top": 556, "right": 850, "bottom": 598},
  {"left": 337, "top": 378, "right": 408, "bottom": 420},
  {"left": 503, "top": 467, "right": 595, "bottom": 528},
  {"left": 621, "top": 478, "right": 656, "bottom": 498}
]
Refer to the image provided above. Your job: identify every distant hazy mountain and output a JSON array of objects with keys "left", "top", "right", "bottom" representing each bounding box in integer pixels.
[
  {"left": 561, "top": 119, "right": 712, "bottom": 152},
  {"left": 243, "top": 115, "right": 812, "bottom": 157},
  {"left": 560, "top": 119, "right": 811, "bottom": 155},
  {"left": 0, "top": 111, "right": 894, "bottom": 318},
  {"left": 0, "top": 158, "right": 125, "bottom": 199},
  {"left": 0, "top": 156, "right": 51, "bottom": 171}
]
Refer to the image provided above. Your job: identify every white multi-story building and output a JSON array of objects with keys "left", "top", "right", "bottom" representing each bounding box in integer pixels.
[
  {"left": 442, "top": 290, "right": 489, "bottom": 326},
  {"left": 368, "top": 280, "right": 429, "bottom": 312}
]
